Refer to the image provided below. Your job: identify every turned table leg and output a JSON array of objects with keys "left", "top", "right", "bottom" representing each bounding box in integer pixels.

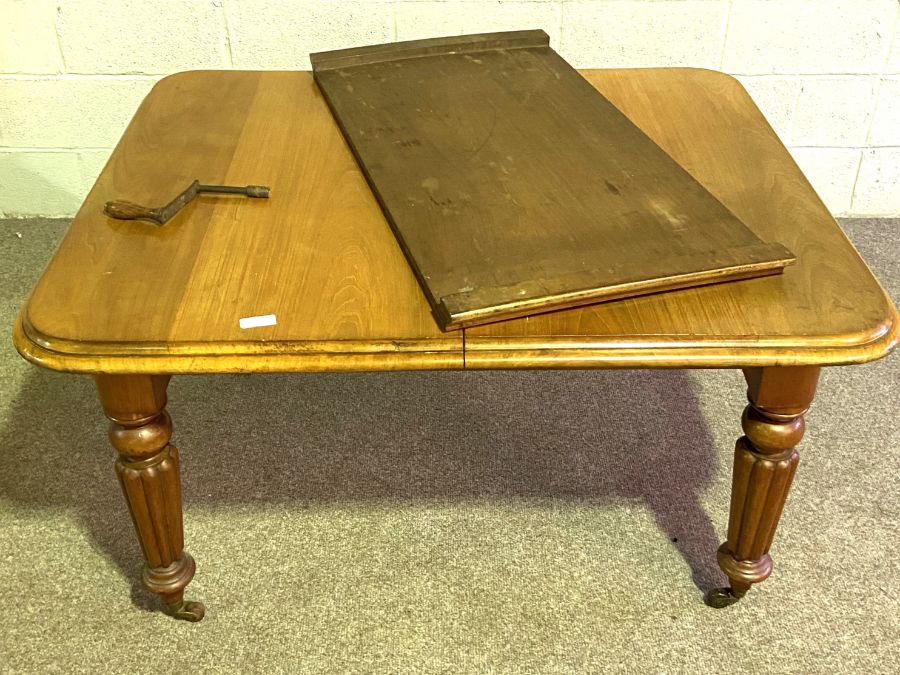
[
  {"left": 707, "top": 366, "right": 820, "bottom": 608},
  {"left": 95, "top": 374, "right": 204, "bottom": 621}
]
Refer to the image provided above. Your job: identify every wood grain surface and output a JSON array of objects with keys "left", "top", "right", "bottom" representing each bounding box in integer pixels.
[
  {"left": 13, "top": 68, "right": 898, "bottom": 373},
  {"left": 312, "top": 31, "right": 794, "bottom": 330},
  {"left": 463, "top": 69, "right": 899, "bottom": 369}
]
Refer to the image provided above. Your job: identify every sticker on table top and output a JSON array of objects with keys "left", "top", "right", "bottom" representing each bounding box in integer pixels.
[{"left": 239, "top": 314, "right": 277, "bottom": 329}]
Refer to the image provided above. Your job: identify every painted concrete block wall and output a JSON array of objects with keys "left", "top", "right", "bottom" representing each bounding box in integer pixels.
[{"left": 1, "top": 0, "right": 898, "bottom": 217}]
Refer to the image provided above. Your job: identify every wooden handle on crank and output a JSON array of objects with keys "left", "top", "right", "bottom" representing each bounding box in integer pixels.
[{"left": 104, "top": 200, "right": 162, "bottom": 223}]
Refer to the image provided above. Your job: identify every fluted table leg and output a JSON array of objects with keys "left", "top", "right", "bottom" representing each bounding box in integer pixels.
[
  {"left": 95, "top": 374, "right": 204, "bottom": 621},
  {"left": 707, "top": 366, "right": 820, "bottom": 608}
]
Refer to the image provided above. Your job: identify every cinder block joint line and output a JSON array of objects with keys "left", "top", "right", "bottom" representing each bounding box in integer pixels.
[
  {"left": 220, "top": 1, "right": 235, "bottom": 68},
  {"left": 52, "top": 4, "right": 68, "bottom": 74},
  {"left": 719, "top": 0, "right": 735, "bottom": 70},
  {"left": 0, "top": 147, "right": 114, "bottom": 153}
]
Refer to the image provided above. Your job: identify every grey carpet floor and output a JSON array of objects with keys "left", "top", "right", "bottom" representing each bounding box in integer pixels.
[{"left": 0, "top": 218, "right": 898, "bottom": 674}]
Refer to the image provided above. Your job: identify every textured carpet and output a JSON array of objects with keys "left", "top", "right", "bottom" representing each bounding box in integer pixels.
[{"left": 0, "top": 218, "right": 897, "bottom": 674}]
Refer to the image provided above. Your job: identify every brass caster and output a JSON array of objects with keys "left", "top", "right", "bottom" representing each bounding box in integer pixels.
[
  {"left": 705, "top": 587, "right": 743, "bottom": 608},
  {"left": 165, "top": 599, "right": 206, "bottom": 622}
]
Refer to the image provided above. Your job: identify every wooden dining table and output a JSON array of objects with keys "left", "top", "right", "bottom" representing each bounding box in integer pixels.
[{"left": 13, "top": 67, "right": 898, "bottom": 621}]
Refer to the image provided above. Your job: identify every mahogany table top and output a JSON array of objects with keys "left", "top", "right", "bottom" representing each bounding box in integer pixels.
[{"left": 14, "top": 68, "right": 899, "bottom": 373}]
